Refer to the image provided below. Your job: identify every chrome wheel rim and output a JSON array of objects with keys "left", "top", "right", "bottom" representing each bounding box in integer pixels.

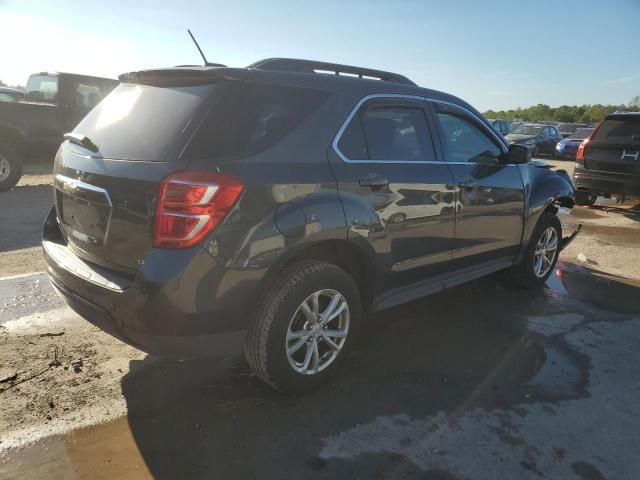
[
  {"left": 286, "top": 289, "right": 350, "bottom": 375},
  {"left": 534, "top": 227, "right": 558, "bottom": 278},
  {"left": 0, "top": 155, "right": 10, "bottom": 183}
]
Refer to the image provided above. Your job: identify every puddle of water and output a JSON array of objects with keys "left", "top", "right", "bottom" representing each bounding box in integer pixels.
[
  {"left": 555, "top": 264, "right": 640, "bottom": 314},
  {"left": 524, "top": 345, "right": 587, "bottom": 400},
  {"left": 0, "top": 418, "right": 152, "bottom": 480}
]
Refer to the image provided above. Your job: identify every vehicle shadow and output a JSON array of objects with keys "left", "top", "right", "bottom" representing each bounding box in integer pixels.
[
  {"left": 120, "top": 265, "right": 640, "bottom": 479},
  {"left": 588, "top": 199, "right": 640, "bottom": 222},
  {"left": 120, "top": 278, "right": 556, "bottom": 479},
  {"left": 0, "top": 183, "right": 52, "bottom": 251}
]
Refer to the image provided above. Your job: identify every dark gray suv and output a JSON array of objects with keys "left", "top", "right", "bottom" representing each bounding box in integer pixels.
[{"left": 43, "top": 59, "right": 577, "bottom": 391}]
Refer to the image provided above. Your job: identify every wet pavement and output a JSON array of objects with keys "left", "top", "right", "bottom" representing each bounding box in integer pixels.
[{"left": 1, "top": 262, "right": 639, "bottom": 479}]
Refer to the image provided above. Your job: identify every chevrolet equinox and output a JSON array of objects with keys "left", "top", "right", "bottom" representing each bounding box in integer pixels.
[{"left": 43, "top": 58, "right": 578, "bottom": 391}]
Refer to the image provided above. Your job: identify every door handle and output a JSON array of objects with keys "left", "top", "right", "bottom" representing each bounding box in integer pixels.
[{"left": 359, "top": 176, "right": 389, "bottom": 190}]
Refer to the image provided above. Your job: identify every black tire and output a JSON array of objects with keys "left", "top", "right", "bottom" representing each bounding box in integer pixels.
[
  {"left": 0, "top": 147, "right": 22, "bottom": 192},
  {"left": 575, "top": 190, "right": 598, "bottom": 206},
  {"left": 508, "top": 213, "right": 562, "bottom": 289},
  {"left": 531, "top": 145, "right": 539, "bottom": 158},
  {"left": 244, "top": 260, "right": 362, "bottom": 393}
]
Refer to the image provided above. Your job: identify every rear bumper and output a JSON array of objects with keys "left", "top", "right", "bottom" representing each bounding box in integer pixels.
[
  {"left": 573, "top": 165, "right": 640, "bottom": 197},
  {"left": 48, "top": 272, "right": 245, "bottom": 357},
  {"left": 43, "top": 207, "right": 252, "bottom": 357}
]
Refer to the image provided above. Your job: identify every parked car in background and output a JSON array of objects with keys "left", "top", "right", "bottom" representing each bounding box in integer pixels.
[
  {"left": 574, "top": 112, "right": 640, "bottom": 205},
  {"left": 0, "top": 72, "right": 118, "bottom": 191},
  {"left": 43, "top": 58, "right": 578, "bottom": 392},
  {"left": 487, "top": 118, "right": 510, "bottom": 136},
  {"left": 0, "top": 87, "right": 25, "bottom": 103},
  {"left": 557, "top": 123, "right": 587, "bottom": 138},
  {"left": 555, "top": 127, "right": 594, "bottom": 159},
  {"left": 505, "top": 124, "right": 563, "bottom": 157}
]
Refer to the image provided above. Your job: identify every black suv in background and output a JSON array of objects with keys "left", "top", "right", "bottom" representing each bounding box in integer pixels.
[
  {"left": 487, "top": 118, "right": 510, "bottom": 136},
  {"left": 43, "top": 59, "right": 577, "bottom": 392},
  {"left": 574, "top": 112, "right": 640, "bottom": 205}
]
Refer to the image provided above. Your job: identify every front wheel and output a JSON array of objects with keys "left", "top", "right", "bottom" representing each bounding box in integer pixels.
[
  {"left": 245, "top": 261, "right": 361, "bottom": 392},
  {"left": 531, "top": 145, "right": 539, "bottom": 158},
  {"left": 0, "top": 148, "right": 23, "bottom": 192},
  {"left": 508, "top": 213, "right": 561, "bottom": 288}
]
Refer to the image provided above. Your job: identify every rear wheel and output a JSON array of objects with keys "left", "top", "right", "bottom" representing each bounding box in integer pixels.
[
  {"left": 0, "top": 147, "right": 22, "bottom": 192},
  {"left": 508, "top": 213, "right": 561, "bottom": 288},
  {"left": 245, "top": 261, "right": 361, "bottom": 392}
]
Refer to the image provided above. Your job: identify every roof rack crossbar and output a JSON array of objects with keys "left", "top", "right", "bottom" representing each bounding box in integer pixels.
[{"left": 247, "top": 58, "right": 415, "bottom": 86}]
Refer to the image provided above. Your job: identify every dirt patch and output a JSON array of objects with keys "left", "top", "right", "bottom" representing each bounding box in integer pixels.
[
  {"left": 17, "top": 174, "right": 53, "bottom": 188},
  {"left": 560, "top": 199, "right": 640, "bottom": 281},
  {"left": 0, "top": 248, "right": 45, "bottom": 277},
  {"left": 0, "top": 312, "right": 146, "bottom": 451}
]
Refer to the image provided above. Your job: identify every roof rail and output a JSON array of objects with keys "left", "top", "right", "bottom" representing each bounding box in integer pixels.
[{"left": 247, "top": 58, "right": 416, "bottom": 86}]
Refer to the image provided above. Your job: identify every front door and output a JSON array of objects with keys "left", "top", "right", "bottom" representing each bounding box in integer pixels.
[
  {"left": 328, "top": 95, "right": 456, "bottom": 292},
  {"left": 430, "top": 101, "right": 525, "bottom": 269}
]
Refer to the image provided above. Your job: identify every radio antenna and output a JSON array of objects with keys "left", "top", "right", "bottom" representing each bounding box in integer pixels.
[{"left": 188, "top": 29, "right": 210, "bottom": 66}]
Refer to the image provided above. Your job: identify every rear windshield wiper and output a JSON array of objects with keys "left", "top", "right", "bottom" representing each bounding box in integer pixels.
[{"left": 63, "top": 133, "right": 99, "bottom": 153}]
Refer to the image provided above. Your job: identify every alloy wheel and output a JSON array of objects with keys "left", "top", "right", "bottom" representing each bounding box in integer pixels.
[
  {"left": 285, "top": 289, "right": 350, "bottom": 375},
  {"left": 0, "top": 154, "right": 10, "bottom": 183},
  {"left": 534, "top": 226, "right": 558, "bottom": 278}
]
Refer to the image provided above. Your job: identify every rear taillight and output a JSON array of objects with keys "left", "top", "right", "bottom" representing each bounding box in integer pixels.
[
  {"left": 154, "top": 171, "right": 243, "bottom": 249},
  {"left": 576, "top": 121, "right": 602, "bottom": 164},
  {"left": 576, "top": 139, "right": 588, "bottom": 163}
]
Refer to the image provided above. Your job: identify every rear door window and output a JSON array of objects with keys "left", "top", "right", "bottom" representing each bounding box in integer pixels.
[
  {"left": 191, "top": 82, "right": 330, "bottom": 160},
  {"left": 592, "top": 117, "right": 640, "bottom": 145},
  {"left": 337, "top": 103, "right": 437, "bottom": 162}
]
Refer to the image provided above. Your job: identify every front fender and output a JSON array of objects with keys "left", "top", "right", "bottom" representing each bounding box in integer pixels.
[{"left": 518, "top": 162, "right": 575, "bottom": 247}]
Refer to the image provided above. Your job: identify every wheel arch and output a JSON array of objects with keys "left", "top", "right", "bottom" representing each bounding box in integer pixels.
[
  {"left": 515, "top": 165, "right": 574, "bottom": 264},
  {"left": 0, "top": 127, "right": 26, "bottom": 153},
  {"left": 258, "top": 238, "right": 376, "bottom": 314}
]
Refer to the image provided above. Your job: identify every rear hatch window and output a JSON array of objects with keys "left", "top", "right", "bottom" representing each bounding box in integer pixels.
[
  {"left": 591, "top": 117, "right": 640, "bottom": 145},
  {"left": 72, "top": 82, "right": 217, "bottom": 161}
]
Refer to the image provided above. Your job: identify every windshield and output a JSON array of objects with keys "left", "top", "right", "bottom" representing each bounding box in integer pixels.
[
  {"left": 512, "top": 125, "right": 542, "bottom": 135},
  {"left": 570, "top": 128, "right": 594, "bottom": 140},
  {"left": 73, "top": 82, "right": 216, "bottom": 161},
  {"left": 25, "top": 75, "right": 58, "bottom": 103}
]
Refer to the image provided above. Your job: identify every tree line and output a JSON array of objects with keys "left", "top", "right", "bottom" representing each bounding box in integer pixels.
[{"left": 484, "top": 96, "right": 640, "bottom": 124}]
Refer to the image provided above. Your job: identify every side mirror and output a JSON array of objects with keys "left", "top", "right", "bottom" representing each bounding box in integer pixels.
[{"left": 505, "top": 143, "right": 530, "bottom": 164}]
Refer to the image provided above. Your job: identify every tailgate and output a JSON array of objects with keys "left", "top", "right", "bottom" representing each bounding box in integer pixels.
[
  {"left": 584, "top": 116, "right": 640, "bottom": 175},
  {"left": 53, "top": 146, "right": 185, "bottom": 274}
]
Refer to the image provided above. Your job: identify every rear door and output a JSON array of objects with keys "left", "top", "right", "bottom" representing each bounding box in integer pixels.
[
  {"left": 328, "top": 95, "right": 456, "bottom": 290},
  {"left": 431, "top": 101, "right": 525, "bottom": 268},
  {"left": 584, "top": 115, "right": 640, "bottom": 176}
]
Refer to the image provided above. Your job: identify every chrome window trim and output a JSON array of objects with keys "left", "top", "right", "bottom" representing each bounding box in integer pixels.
[
  {"left": 332, "top": 93, "right": 434, "bottom": 164},
  {"left": 332, "top": 94, "right": 509, "bottom": 165}
]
